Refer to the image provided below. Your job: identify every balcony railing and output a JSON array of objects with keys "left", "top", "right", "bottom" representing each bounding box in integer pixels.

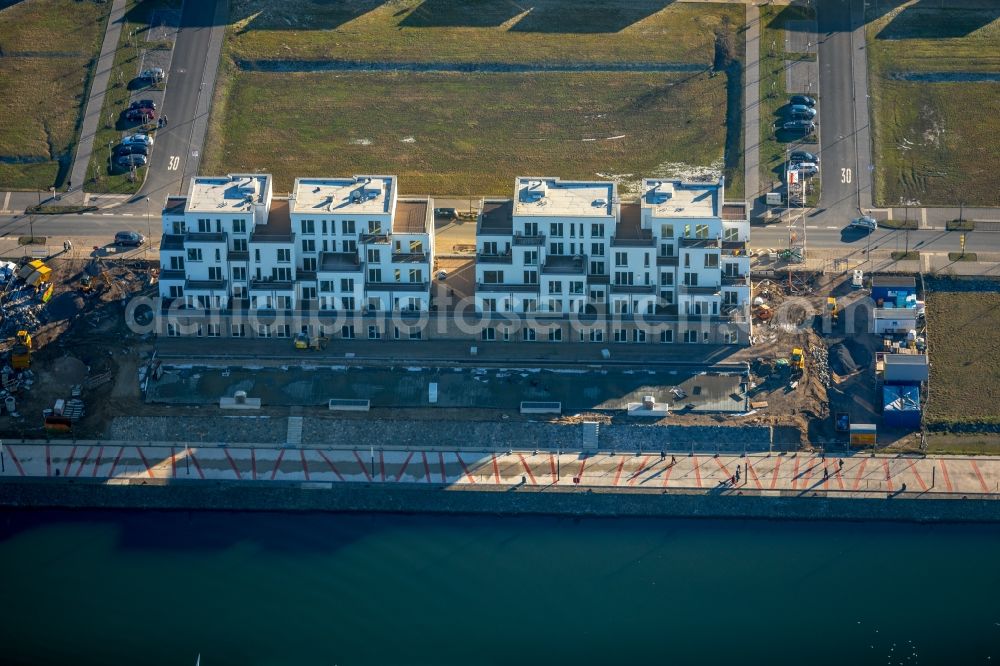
[
  {"left": 391, "top": 252, "right": 430, "bottom": 264},
  {"left": 679, "top": 284, "right": 721, "bottom": 295},
  {"left": 542, "top": 254, "right": 587, "bottom": 275},
  {"left": 722, "top": 274, "right": 749, "bottom": 286},
  {"left": 610, "top": 235, "right": 655, "bottom": 248},
  {"left": 609, "top": 283, "right": 655, "bottom": 294},
  {"left": 512, "top": 234, "right": 545, "bottom": 246},
  {"left": 679, "top": 237, "right": 720, "bottom": 249},
  {"left": 476, "top": 282, "right": 540, "bottom": 293},
  {"left": 656, "top": 254, "right": 679, "bottom": 266},
  {"left": 366, "top": 281, "right": 429, "bottom": 292},
  {"left": 249, "top": 278, "right": 295, "bottom": 291},
  {"left": 476, "top": 253, "right": 513, "bottom": 264}
]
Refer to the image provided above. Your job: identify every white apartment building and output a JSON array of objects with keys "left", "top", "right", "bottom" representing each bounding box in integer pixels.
[
  {"left": 474, "top": 177, "right": 750, "bottom": 344},
  {"left": 158, "top": 173, "right": 434, "bottom": 338}
]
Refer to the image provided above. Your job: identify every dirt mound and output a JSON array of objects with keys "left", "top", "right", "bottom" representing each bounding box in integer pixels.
[
  {"left": 46, "top": 292, "right": 86, "bottom": 320},
  {"left": 828, "top": 343, "right": 857, "bottom": 375},
  {"left": 842, "top": 338, "right": 872, "bottom": 367},
  {"left": 51, "top": 356, "right": 88, "bottom": 384}
]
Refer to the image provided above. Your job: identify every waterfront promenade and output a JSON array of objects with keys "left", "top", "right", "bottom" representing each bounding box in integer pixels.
[{"left": 2, "top": 443, "right": 998, "bottom": 499}]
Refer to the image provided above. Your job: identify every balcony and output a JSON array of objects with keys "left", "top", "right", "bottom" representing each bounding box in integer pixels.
[
  {"left": 679, "top": 237, "right": 720, "bottom": 249},
  {"left": 159, "top": 269, "right": 185, "bottom": 281},
  {"left": 542, "top": 254, "right": 587, "bottom": 275},
  {"left": 586, "top": 274, "right": 610, "bottom": 285},
  {"left": 476, "top": 252, "right": 513, "bottom": 264},
  {"left": 656, "top": 254, "right": 679, "bottom": 267},
  {"left": 391, "top": 252, "right": 430, "bottom": 264},
  {"left": 366, "top": 281, "right": 429, "bottom": 292},
  {"left": 361, "top": 233, "right": 390, "bottom": 244},
  {"left": 476, "top": 282, "right": 539, "bottom": 293},
  {"left": 185, "top": 231, "right": 227, "bottom": 243},
  {"left": 249, "top": 278, "right": 294, "bottom": 292},
  {"left": 250, "top": 231, "right": 294, "bottom": 243},
  {"left": 679, "top": 284, "right": 721, "bottom": 295},
  {"left": 161, "top": 234, "right": 185, "bottom": 251},
  {"left": 228, "top": 250, "right": 249, "bottom": 262},
  {"left": 297, "top": 270, "right": 317, "bottom": 282},
  {"left": 185, "top": 278, "right": 227, "bottom": 291},
  {"left": 721, "top": 240, "right": 747, "bottom": 252},
  {"left": 610, "top": 283, "right": 655, "bottom": 294},
  {"left": 512, "top": 233, "right": 545, "bottom": 246},
  {"left": 722, "top": 274, "right": 749, "bottom": 286},
  {"left": 318, "top": 252, "right": 363, "bottom": 272},
  {"left": 610, "top": 234, "right": 655, "bottom": 248}
]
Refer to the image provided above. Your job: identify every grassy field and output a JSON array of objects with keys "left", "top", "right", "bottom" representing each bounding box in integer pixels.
[
  {"left": 206, "top": 0, "right": 745, "bottom": 197},
  {"left": 228, "top": 0, "right": 736, "bottom": 64},
  {"left": 757, "top": 5, "right": 819, "bottom": 204},
  {"left": 0, "top": 0, "right": 111, "bottom": 189},
  {"left": 924, "top": 290, "right": 1000, "bottom": 428},
  {"left": 867, "top": 1, "right": 1000, "bottom": 206}
]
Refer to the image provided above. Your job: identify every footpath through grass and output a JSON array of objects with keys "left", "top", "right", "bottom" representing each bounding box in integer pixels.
[
  {"left": 206, "top": 0, "right": 745, "bottom": 197},
  {"left": 867, "top": 1, "right": 1000, "bottom": 206},
  {"left": 0, "top": 0, "right": 111, "bottom": 190}
]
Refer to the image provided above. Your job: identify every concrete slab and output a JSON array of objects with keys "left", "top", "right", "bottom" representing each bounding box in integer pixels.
[
  {"left": 786, "top": 59, "right": 819, "bottom": 95},
  {"left": 784, "top": 21, "right": 818, "bottom": 54}
]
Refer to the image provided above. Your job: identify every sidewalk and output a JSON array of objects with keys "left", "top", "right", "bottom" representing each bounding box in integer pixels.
[
  {"left": 65, "top": 0, "right": 128, "bottom": 203},
  {"left": 754, "top": 248, "right": 1000, "bottom": 276},
  {"left": 743, "top": 3, "right": 761, "bottom": 207},
  {"left": 3, "top": 444, "right": 998, "bottom": 500}
]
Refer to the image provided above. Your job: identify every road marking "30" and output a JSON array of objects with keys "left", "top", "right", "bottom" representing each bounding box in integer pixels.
[
  {"left": 168, "top": 155, "right": 180, "bottom": 171},
  {"left": 840, "top": 167, "right": 852, "bottom": 184}
]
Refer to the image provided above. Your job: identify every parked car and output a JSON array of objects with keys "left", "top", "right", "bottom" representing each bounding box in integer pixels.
[
  {"left": 789, "top": 150, "right": 818, "bottom": 163},
  {"left": 116, "top": 153, "right": 147, "bottom": 168},
  {"left": 790, "top": 94, "right": 816, "bottom": 107},
  {"left": 782, "top": 119, "right": 815, "bottom": 133},
  {"left": 434, "top": 207, "right": 458, "bottom": 219},
  {"left": 125, "top": 107, "right": 155, "bottom": 122},
  {"left": 122, "top": 133, "right": 154, "bottom": 147},
  {"left": 114, "top": 231, "right": 146, "bottom": 247},
  {"left": 849, "top": 215, "right": 878, "bottom": 231},
  {"left": 788, "top": 104, "right": 817, "bottom": 119},
  {"left": 791, "top": 162, "right": 819, "bottom": 177},
  {"left": 115, "top": 143, "right": 148, "bottom": 157},
  {"left": 129, "top": 99, "right": 156, "bottom": 111},
  {"left": 140, "top": 67, "right": 164, "bottom": 83}
]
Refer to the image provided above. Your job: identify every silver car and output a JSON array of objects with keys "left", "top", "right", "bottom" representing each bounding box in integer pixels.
[{"left": 850, "top": 215, "right": 877, "bottom": 230}]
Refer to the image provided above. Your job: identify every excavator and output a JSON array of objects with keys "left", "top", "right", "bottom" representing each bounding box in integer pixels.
[
  {"left": 11, "top": 330, "right": 32, "bottom": 370},
  {"left": 790, "top": 348, "right": 805, "bottom": 375}
]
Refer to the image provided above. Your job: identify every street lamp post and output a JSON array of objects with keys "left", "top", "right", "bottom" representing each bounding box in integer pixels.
[{"left": 145, "top": 197, "right": 151, "bottom": 260}]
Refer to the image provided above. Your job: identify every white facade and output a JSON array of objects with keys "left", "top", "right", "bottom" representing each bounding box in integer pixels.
[{"left": 159, "top": 174, "right": 434, "bottom": 322}]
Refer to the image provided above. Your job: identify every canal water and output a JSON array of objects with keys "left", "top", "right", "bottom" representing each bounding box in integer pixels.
[{"left": 1, "top": 509, "right": 998, "bottom": 665}]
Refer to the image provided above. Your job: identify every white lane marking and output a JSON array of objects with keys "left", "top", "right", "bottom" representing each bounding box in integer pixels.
[
  {"left": 101, "top": 213, "right": 114, "bottom": 216},
  {"left": 826, "top": 226, "right": 838, "bottom": 229},
  {"left": 122, "top": 213, "right": 135, "bottom": 216},
  {"left": 2, "top": 192, "right": 9, "bottom": 211}
]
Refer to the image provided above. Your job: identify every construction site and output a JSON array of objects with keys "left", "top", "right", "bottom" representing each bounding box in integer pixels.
[{"left": 0, "top": 232, "right": 938, "bottom": 452}]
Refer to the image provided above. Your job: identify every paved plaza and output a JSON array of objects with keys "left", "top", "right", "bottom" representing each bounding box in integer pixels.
[{"left": 2, "top": 443, "right": 998, "bottom": 499}]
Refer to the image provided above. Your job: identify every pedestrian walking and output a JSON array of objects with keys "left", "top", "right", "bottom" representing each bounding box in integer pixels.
[
  {"left": 839, "top": 459, "right": 844, "bottom": 470},
  {"left": 671, "top": 455, "right": 676, "bottom": 466},
  {"left": 823, "top": 467, "right": 829, "bottom": 480},
  {"left": 660, "top": 451, "right": 665, "bottom": 460},
  {"left": 901, "top": 482, "right": 907, "bottom": 492}
]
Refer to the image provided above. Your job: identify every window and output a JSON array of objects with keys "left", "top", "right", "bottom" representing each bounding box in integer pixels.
[
  {"left": 275, "top": 296, "right": 292, "bottom": 310},
  {"left": 547, "top": 299, "right": 560, "bottom": 313},
  {"left": 340, "top": 278, "right": 355, "bottom": 292},
  {"left": 548, "top": 327, "right": 562, "bottom": 342},
  {"left": 230, "top": 219, "right": 246, "bottom": 234},
  {"left": 186, "top": 248, "right": 202, "bottom": 262},
  {"left": 276, "top": 324, "right": 290, "bottom": 338},
  {"left": 724, "top": 290, "right": 738, "bottom": 305},
  {"left": 277, "top": 249, "right": 291, "bottom": 263},
  {"left": 660, "top": 272, "right": 674, "bottom": 286},
  {"left": 322, "top": 220, "right": 327, "bottom": 234},
  {"left": 409, "top": 240, "right": 423, "bottom": 254},
  {"left": 301, "top": 286, "right": 316, "bottom": 300},
  {"left": 233, "top": 238, "right": 247, "bottom": 252},
  {"left": 368, "top": 268, "right": 382, "bottom": 283},
  {"left": 683, "top": 272, "right": 698, "bottom": 286},
  {"left": 549, "top": 242, "right": 564, "bottom": 256},
  {"left": 660, "top": 329, "right": 674, "bottom": 343},
  {"left": 483, "top": 241, "right": 498, "bottom": 255},
  {"left": 258, "top": 324, "right": 271, "bottom": 338},
  {"left": 302, "top": 239, "right": 316, "bottom": 253},
  {"left": 685, "top": 330, "right": 699, "bottom": 343},
  {"left": 169, "top": 256, "right": 184, "bottom": 270},
  {"left": 569, "top": 281, "right": 584, "bottom": 295},
  {"left": 590, "top": 329, "right": 604, "bottom": 343},
  {"left": 215, "top": 248, "right": 221, "bottom": 262},
  {"left": 481, "top": 327, "right": 496, "bottom": 341},
  {"left": 660, "top": 242, "right": 674, "bottom": 257},
  {"left": 208, "top": 266, "right": 222, "bottom": 280},
  {"left": 633, "top": 329, "right": 646, "bottom": 343},
  {"left": 523, "top": 270, "right": 538, "bottom": 285},
  {"left": 484, "top": 271, "right": 502, "bottom": 284},
  {"left": 550, "top": 222, "right": 564, "bottom": 238},
  {"left": 524, "top": 328, "right": 536, "bottom": 342},
  {"left": 232, "top": 324, "right": 245, "bottom": 337},
  {"left": 342, "top": 325, "right": 355, "bottom": 339},
  {"left": 614, "top": 300, "right": 629, "bottom": 314},
  {"left": 166, "top": 323, "right": 179, "bottom": 337},
  {"left": 547, "top": 280, "right": 562, "bottom": 294},
  {"left": 367, "top": 297, "right": 381, "bottom": 311},
  {"left": 660, "top": 224, "right": 674, "bottom": 238},
  {"left": 368, "top": 220, "right": 382, "bottom": 234},
  {"left": 524, "top": 222, "right": 538, "bottom": 236},
  {"left": 273, "top": 267, "right": 292, "bottom": 281},
  {"left": 482, "top": 298, "right": 497, "bottom": 312},
  {"left": 408, "top": 327, "right": 422, "bottom": 340},
  {"left": 615, "top": 251, "right": 627, "bottom": 267},
  {"left": 168, "top": 285, "right": 183, "bottom": 298},
  {"left": 591, "top": 242, "right": 605, "bottom": 257},
  {"left": 704, "top": 254, "right": 719, "bottom": 268},
  {"left": 393, "top": 269, "right": 401, "bottom": 283},
  {"left": 342, "top": 220, "right": 356, "bottom": 234},
  {"left": 254, "top": 249, "right": 261, "bottom": 262},
  {"left": 408, "top": 269, "right": 423, "bottom": 283},
  {"left": 502, "top": 327, "right": 510, "bottom": 342},
  {"left": 660, "top": 290, "right": 674, "bottom": 305},
  {"left": 614, "top": 328, "right": 628, "bottom": 342},
  {"left": 614, "top": 271, "right": 634, "bottom": 286},
  {"left": 368, "top": 326, "right": 381, "bottom": 340},
  {"left": 696, "top": 224, "right": 709, "bottom": 239},
  {"left": 303, "top": 257, "right": 316, "bottom": 271},
  {"left": 524, "top": 250, "right": 538, "bottom": 266},
  {"left": 523, "top": 299, "right": 537, "bottom": 313},
  {"left": 591, "top": 223, "right": 605, "bottom": 237},
  {"left": 197, "top": 219, "right": 210, "bottom": 232},
  {"left": 343, "top": 296, "right": 356, "bottom": 311},
  {"left": 343, "top": 239, "right": 357, "bottom": 253},
  {"left": 590, "top": 260, "right": 605, "bottom": 275},
  {"left": 367, "top": 248, "right": 381, "bottom": 263},
  {"left": 319, "top": 280, "right": 333, "bottom": 293},
  {"left": 724, "top": 226, "right": 740, "bottom": 242}
]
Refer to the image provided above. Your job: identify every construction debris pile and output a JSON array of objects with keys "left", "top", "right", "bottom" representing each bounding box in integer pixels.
[{"left": 810, "top": 345, "right": 830, "bottom": 388}]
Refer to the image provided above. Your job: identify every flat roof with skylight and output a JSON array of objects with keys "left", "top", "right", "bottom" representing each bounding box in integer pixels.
[
  {"left": 641, "top": 178, "right": 722, "bottom": 219},
  {"left": 513, "top": 177, "right": 616, "bottom": 218},
  {"left": 291, "top": 176, "right": 395, "bottom": 216},
  {"left": 186, "top": 174, "right": 271, "bottom": 214}
]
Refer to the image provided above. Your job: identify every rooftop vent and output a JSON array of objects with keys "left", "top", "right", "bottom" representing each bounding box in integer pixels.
[{"left": 592, "top": 198, "right": 606, "bottom": 207}]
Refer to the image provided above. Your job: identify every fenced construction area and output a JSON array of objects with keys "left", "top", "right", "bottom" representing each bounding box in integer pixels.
[
  {"left": 203, "top": 0, "right": 745, "bottom": 196},
  {"left": 867, "top": 1, "right": 1000, "bottom": 206}
]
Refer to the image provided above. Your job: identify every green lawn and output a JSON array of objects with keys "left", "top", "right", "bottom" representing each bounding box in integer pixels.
[
  {"left": 203, "top": 70, "right": 734, "bottom": 196},
  {"left": 867, "top": 1, "right": 1000, "bottom": 206},
  {"left": 0, "top": 0, "right": 111, "bottom": 189},
  {"left": 758, "top": 4, "right": 818, "bottom": 201},
  {"left": 229, "top": 0, "right": 737, "bottom": 64},
  {"left": 207, "top": 0, "right": 745, "bottom": 197}
]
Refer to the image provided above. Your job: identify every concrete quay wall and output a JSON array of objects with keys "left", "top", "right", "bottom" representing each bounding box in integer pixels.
[{"left": 2, "top": 479, "right": 999, "bottom": 523}]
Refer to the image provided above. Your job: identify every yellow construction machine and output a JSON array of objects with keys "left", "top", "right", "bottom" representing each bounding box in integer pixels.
[
  {"left": 294, "top": 333, "right": 329, "bottom": 351},
  {"left": 827, "top": 297, "right": 839, "bottom": 321},
  {"left": 11, "top": 330, "right": 32, "bottom": 370},
  {"left": 790, "top": 348, "right": 805, "bottom": 374}
]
